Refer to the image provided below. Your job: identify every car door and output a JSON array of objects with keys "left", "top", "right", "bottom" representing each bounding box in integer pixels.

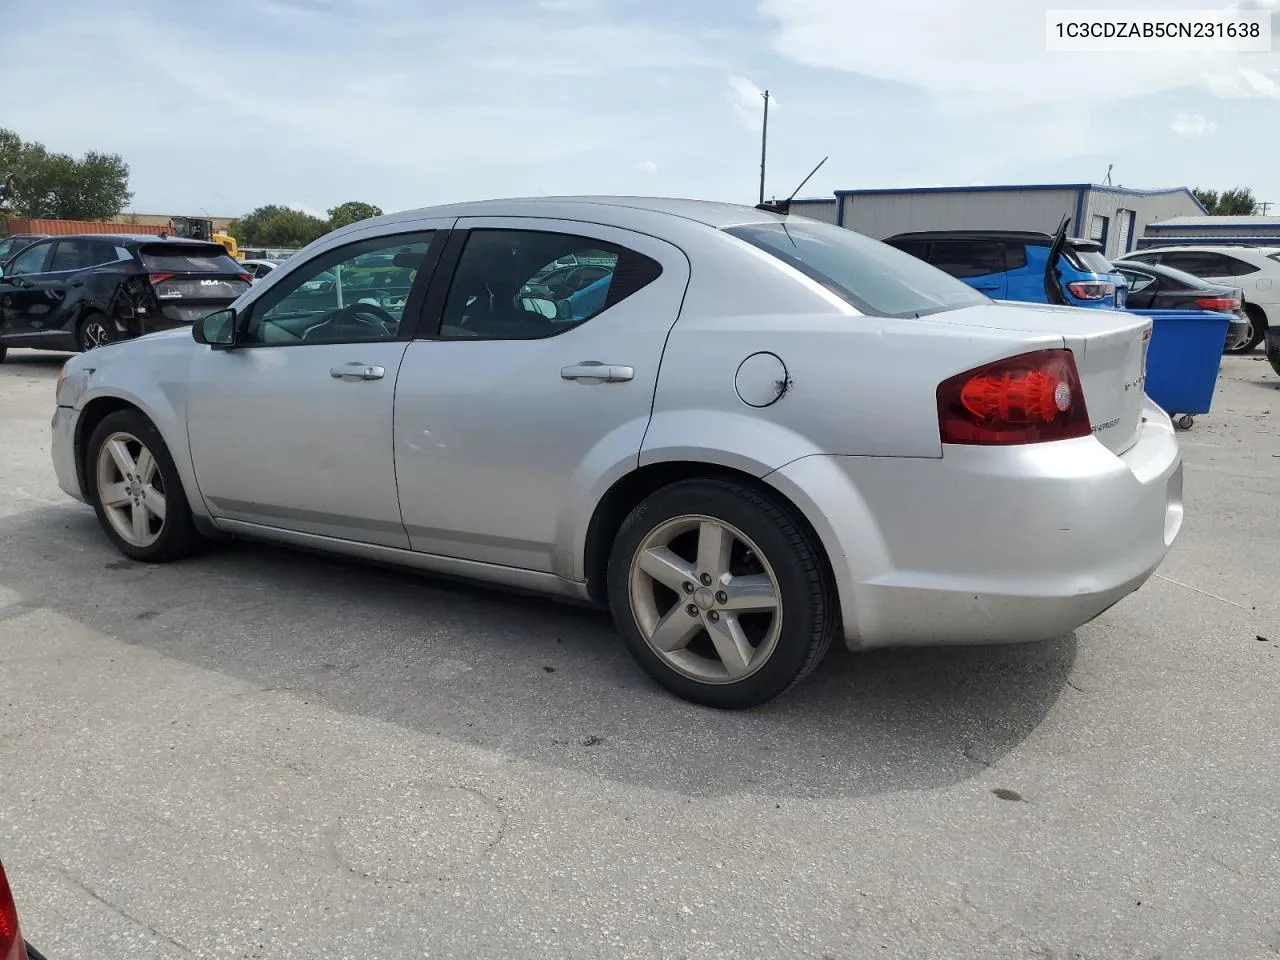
[
  {"left": 185, "top": 224, "right": 449, "bottom": 548},
  {"left": 30, "top": 238, "right": 104, "bottom": 338},
  {"left": 392, "top": 217, "right": 689, "bottom": 576},
  {"left": 0, "top": 239, "right": 55, "bottom": 341}
]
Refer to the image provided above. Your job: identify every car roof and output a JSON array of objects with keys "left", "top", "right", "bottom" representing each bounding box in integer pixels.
[
  {"left": 350, "top": 196, "right": 789, "bottom": 232},
  {"left": 885, "top": 229, "right": 1099, "bottom": 249},
  {"left": 1129, "top": 244, "right": 1280, "bottom": 256},
  {"left": 26, "top": 233, "right": 225, "bottom": 247}
]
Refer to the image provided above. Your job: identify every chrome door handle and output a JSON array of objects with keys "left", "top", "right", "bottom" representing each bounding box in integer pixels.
[
  {"left": 560, "top": 361, "right": 634, "bottom": 383},
  {"left": 329, "top": 362, "right": 385, "bottom": 381}
]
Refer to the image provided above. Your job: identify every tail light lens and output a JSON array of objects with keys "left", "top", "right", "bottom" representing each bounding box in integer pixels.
[
  {"left": 148, "top": 273, "right": 175, "bottom": 286},
  {"left": 238, "top": 273, "right": 253, "bottom": 284},
  {"left": 1195, "top": 296, "right": 1240, "bottom": 311},
  {"left": 1066, "top": 280, "right": 1115, "bottom": 301},
  {"left": 937, "top": 348, "right": 1092, "bottom": 445},
  {"left": 0, "top": 860, "right": 25, "bottom": 960}
]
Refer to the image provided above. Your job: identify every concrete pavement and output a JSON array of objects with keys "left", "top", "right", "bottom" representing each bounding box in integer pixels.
[{"left": 1, "top": 350, "right": 1277, "bottom": 959}]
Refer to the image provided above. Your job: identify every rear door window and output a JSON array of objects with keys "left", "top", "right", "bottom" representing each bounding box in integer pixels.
[
  {"left": 726, "top": 221, "right": 988, "bottom": 318},
  {"left": 138, "top": 243, "right": 244, "bottom": 273},
  {"left": 48, "top": 238, "right": 117, "bottom": 272},
  {"left": 927, "top": 239, "right": 1007, "bottom": 278}
]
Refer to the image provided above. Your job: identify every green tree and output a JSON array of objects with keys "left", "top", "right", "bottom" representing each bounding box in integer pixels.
[
  {"left": 1193, "top": 186, "right": 1258, "bottom": 215},
  {"left": 0, "top": 128, "right": 131, "bottom": 219},
  {"left": 327, "top": 200, "right": 383, "bottom": 230},
  {"left": 230, "top": 204, "right": 329, "bottom": 247}
]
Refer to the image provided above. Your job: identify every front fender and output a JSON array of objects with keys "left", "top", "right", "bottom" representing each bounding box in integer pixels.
[{"left": 73, "top": 349, "right": 206, "bottom": 518}]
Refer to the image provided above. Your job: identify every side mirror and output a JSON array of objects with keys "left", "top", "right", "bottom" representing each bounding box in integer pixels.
[{"left": 193, "top": 307, "right": 237, "bottom": 347}]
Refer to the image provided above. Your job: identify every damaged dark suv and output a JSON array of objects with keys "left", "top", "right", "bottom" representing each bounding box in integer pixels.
[{"left": 0, "top": 234, "right": 250, "bottom": 362}]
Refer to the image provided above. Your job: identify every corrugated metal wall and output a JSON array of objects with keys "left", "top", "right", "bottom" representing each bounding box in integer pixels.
[
  {"left": 788, "top": 199, "right": 838, "bottom": 224},
  {"left": 4, "top": 217, "right": 170, "bottom": 237},
  {"left": 837, "top": 189, "right": 1078, "bottom": 239},
  {"left": 1081, "top": 190, "right": 1202, "bottom": 257}
]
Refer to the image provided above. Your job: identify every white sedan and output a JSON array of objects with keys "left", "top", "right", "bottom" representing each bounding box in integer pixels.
[{"left": 50, "top": 197, "right": 1184, "bottom": 708}]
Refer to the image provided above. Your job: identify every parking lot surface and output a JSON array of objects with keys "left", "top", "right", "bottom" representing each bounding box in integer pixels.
[{"left": 1, "top": 351, "right": 1277, "bottom": 959}]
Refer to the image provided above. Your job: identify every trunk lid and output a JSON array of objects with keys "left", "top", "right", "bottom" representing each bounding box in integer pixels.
[
  {"left": 941, "top": 302, "right": 1153, "bottom": 454},
  {"left": 139, "top": 242, "right": 251, "bottom": 325}
]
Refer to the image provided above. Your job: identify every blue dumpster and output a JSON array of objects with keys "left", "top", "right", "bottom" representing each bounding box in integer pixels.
[{"left": 1128, "top": 308, "right": 1233, "bottom": 429}]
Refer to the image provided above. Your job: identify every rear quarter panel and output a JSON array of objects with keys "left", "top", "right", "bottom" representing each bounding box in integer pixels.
[{"left": 641, "top": 235, "right": 1066, "bottom": 468}]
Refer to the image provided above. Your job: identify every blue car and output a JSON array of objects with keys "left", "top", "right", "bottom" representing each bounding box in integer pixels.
[{"left": 884, "top": 222, "right": 1128, "bottom": 310}]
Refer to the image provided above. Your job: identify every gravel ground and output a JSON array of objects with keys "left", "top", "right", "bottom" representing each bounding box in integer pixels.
[{"left": 1, "top": 350, "right": 1276, "bottom": 960}]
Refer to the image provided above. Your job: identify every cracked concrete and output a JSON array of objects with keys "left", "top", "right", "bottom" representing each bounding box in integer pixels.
[{"left": 0, "top": 351, "right": 1277, "bottom": 959}]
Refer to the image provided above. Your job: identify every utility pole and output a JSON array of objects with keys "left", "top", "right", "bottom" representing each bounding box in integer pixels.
[
  {"left": 1259, "top": 201, "right": 1273, "bottom": 215},
  {"left": 758, "top": 89, "right": 770, "bottom": 205}
]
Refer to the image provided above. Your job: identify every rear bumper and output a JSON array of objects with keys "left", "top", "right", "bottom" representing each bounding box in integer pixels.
[
  {"left": 768, "top": 397, "right": 1183, "bottom": 650},
  {"left": 51, "top": 405, "right": 86, "bottom": 503}
]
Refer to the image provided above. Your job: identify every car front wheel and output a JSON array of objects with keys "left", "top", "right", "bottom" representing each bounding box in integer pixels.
[
  {"left": 607, "top": 478, "right": 837, "bottom": 709},
  {"left": 86, "top": 409, "right": 204, "bottom": 562}
]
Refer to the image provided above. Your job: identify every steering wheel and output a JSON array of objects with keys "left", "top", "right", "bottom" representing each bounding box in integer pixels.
[{"left": 302, "top": 302, "right": 398, "bottom": 341}]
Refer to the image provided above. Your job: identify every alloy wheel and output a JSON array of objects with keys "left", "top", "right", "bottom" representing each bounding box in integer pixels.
[
  {"left": 95, "top": 431, "right": 167, "bottom": 548},
  {"left": 627, "top": 514, "right": 782, "bottom": 684}
]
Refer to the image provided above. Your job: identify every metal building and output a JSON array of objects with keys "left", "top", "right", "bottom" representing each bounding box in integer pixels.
[
  {"left": 1139, "top": 215, "right": 1280, "bottom": 248},
  {"left": 823, "top": 184, "right": 1204, "bottom": 259}
]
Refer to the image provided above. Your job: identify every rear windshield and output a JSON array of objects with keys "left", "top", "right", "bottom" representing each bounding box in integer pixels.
[
  {"left": 139, "top": 243, "right": 242, "bottom": 273},
  {"left": 725, "top": 220, "right": 989, "bottom": 318},
  {"left": 1067, "top": 244, "right": 1115, "bottom": 275}
]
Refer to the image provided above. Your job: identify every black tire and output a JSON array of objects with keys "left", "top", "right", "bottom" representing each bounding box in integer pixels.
[
  {"left": 1226, "top": 304, "right": 1266, "bottom": 354},
  {"left": 607, "top": 477, "right": 837, "bottom": 709},
  {"left": 85, "top": 408, "right": 204, "bottom": 562},
  {"left": 0, "top": 344, "right": 7, "bottom": 363},
  {"left": 76, "top": 311, "right": 115, "bottom": 352}
]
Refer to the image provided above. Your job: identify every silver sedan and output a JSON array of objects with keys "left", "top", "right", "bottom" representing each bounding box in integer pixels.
[{"left": 50, "top": 197, "right": 1184, "bottom": 708}]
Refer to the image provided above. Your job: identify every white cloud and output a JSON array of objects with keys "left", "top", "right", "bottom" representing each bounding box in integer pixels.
[
  {"left": 289, "top": 201, "right": 327, "bottom": 218},
  {"left": 727, "top": 76, "right": 774, "bottom": 131},
  {"left": 1204, "top": 67, "right": 1280, "bottom": 98},
  {"left": 1170, "top": 112, "right": 1218, "bottom": 136},
  {"left": 758, "top": 0, "right": 1280, "bottom": 111},
  {"left": 635, "top": 160, "right": 658, "bottom": 174}
]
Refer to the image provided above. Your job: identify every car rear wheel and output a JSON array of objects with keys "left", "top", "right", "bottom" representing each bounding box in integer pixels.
[
  {"left": 77, "top": 312, "right": 115, "bottom": 352},
  {"left": 86, "top": 409, "right": 204, "bottom": 562},
  {"left": 607, "top": 478, "right": 836, "bottom": 709},
  {"left": 1226, "top": 305, "right": 1266, "bottom": 354}
]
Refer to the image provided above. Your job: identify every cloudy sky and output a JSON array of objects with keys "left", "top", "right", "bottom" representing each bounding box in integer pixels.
[{"left": 4, "top": 0, "right": 1279, "bottom": 217}]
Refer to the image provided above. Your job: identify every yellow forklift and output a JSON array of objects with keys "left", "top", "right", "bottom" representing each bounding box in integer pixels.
[{"left": 169, "top": 216, "right": 240, "bottom": 260}]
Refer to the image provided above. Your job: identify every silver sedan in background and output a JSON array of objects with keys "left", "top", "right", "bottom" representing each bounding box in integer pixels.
[{"left": 50, "top": 197, "right": 1183, "bottom": 708}]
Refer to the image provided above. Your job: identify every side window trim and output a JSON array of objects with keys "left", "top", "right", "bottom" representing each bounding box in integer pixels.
[
  {"left": 416, "top": 228, "right": 471, "bottom": 340},
  {"left": 237, "top": 229, "right": 448, "bottom": 347}
]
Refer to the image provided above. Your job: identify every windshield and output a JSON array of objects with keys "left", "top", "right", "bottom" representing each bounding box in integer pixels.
[
  {"left": 139, "top": 243, "right": 243, "bottom": 273},
  {"left": 725, "top": 220, "right": 989, "bottom": 318}
]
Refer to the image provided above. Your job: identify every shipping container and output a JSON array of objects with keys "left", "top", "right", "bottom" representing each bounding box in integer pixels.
[{"left": 4, "top": 217, "right": 171, "bottom": 237}]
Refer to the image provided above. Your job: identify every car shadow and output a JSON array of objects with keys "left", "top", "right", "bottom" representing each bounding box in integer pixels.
[{"left": 0, "top": 504, "right": 1076, "bottom": 801}]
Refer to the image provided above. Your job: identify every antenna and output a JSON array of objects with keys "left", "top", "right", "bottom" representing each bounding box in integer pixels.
[
  {"left": 756, "top": 156, "right": 829, "bottom": 215},
  {"left": 1104, "top": 163, "right": 1113, "bottom": 186},
  {"left": 758, "top": 90, "right": 770, "bottom": 206}
]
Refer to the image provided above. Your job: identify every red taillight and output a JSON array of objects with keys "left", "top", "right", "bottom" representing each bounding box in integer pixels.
[
  {"left": 239, "top": 273, "right": 253, "bottom": 284},
  {"left": 148, "top": 272, "right": 174, "bottom": 286},
  {"left": 937, "top": 348, "right": 1092, "bottom": 445},
  {"left": 1066, "top": 280, "right": 1115, "bottom": 301},
  {"left": 0, "top": 861, "right": 24, "bottom": 960},
  {"left": 1195, "top": 296, "right": 1240, "bottom": 311}
]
